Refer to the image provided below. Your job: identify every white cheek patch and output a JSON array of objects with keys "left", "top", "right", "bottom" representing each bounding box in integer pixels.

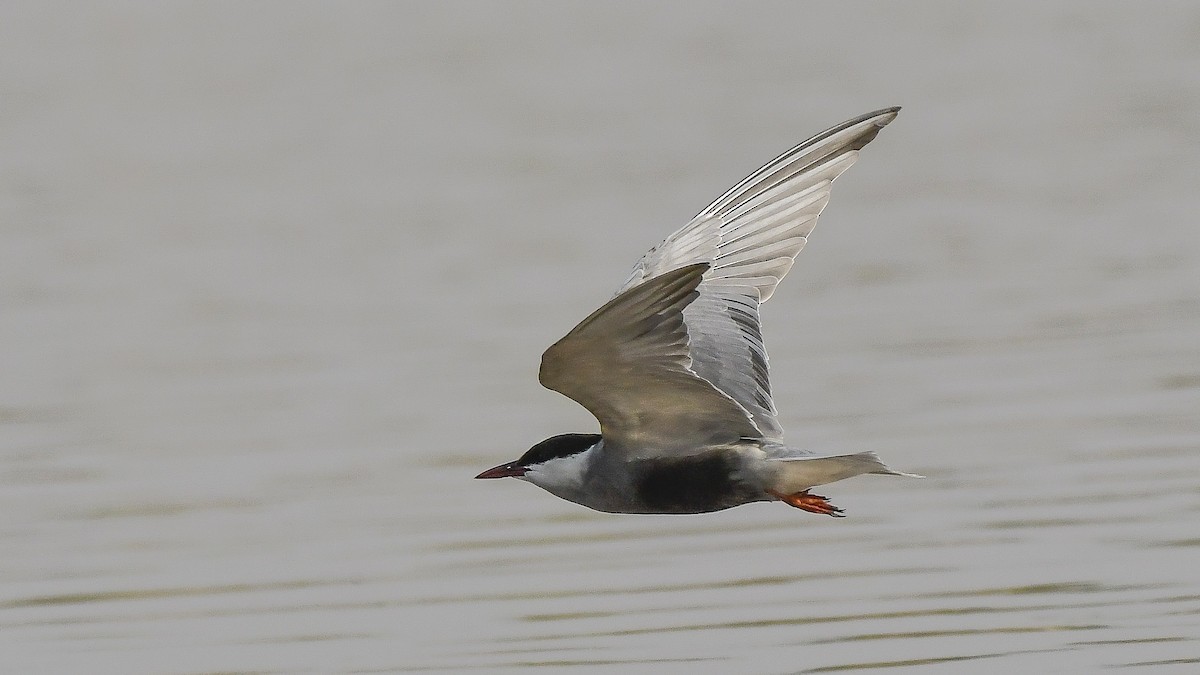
[{"left": 525, "top": 443, "right": 597, "bottom": 490}]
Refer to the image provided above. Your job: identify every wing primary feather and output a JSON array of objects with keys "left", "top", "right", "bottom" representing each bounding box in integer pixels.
[{"left": 597, "top": 108, "right": 900, "bottom": 443}]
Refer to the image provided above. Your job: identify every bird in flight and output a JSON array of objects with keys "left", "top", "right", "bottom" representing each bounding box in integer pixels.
[{"left": 476, "top": 107, "right": 918, "bottom": 516}]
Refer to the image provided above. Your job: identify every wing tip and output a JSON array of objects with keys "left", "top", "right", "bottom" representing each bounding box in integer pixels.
[
  {"left": 846, "top": 106, "right": 902, "bottom": 150},
  {"left": 865, "top": 106, "right": 902, "bottom": 124}
]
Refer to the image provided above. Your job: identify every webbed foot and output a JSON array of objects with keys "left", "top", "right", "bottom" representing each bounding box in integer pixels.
[{"left": 767, "top": 489, "right": 845, "bottom": 517}]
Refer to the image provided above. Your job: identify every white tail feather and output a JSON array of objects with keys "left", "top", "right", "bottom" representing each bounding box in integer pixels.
[{"left": 769, "top": 451, "right": 923, "bottom": 492}]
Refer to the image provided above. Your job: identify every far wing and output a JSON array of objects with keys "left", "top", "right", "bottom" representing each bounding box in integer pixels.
[
  {"left": 616, "top": 108, "right": 900, "bottom": 438},
  {"left": 539, "top": 263, "right": 761, "bottom": 455}
]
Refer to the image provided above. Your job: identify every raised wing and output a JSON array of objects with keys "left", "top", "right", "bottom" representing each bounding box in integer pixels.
[
  {"left": 616, "top": 108, "right": 900, "bottom": 437},
  {"left": 539, "top": 263, "right": 761, "bottom": 455}
]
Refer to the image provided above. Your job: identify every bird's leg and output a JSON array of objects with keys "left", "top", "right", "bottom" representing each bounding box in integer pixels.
[{"left": 767, "top": 489, "right": 845, "bottom": 517}]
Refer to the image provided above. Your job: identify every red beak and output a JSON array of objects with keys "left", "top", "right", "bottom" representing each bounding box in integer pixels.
[{"left": 475, "top": 462, "right": 528, "bottom": 479}]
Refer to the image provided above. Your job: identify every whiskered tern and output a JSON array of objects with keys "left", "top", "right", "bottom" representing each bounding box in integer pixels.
[{"left": 477, "top": 107, "right": 919, "bottom": 516}]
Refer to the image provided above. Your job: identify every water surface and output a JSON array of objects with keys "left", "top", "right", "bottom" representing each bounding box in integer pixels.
[{"left": 2, "top": 2, "right": 1199, "bottom": 673}]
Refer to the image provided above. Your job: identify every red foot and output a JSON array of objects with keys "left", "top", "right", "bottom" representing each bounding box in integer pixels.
[{"left": 767, "top": 489, "right": 845, "bottom": 517}]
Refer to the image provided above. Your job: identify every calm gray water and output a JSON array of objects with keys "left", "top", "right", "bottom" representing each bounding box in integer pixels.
[{"left": 3, "top": 2, "right": 1199, "bottom": 673}]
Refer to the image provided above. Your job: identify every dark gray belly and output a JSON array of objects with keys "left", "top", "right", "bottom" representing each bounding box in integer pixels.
[{"left": 631, "top": 451, "right": 757, "bottom": 514}]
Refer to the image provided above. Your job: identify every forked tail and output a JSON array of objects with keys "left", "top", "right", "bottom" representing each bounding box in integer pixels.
[{"left": 769, "top": 451, "right": 922, "bottom": 493}]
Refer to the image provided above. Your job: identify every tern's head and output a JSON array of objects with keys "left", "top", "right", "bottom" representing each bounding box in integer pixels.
[{"left": 475, "top": 433, "right": 601, "bottom": 490}]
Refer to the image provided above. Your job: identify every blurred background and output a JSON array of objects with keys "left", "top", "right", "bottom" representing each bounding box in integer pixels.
[{"left": 2, "top": 2, "right": 1198, "bottom": 673}]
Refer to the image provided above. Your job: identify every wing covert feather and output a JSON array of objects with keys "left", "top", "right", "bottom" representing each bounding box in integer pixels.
[{"left": 539, "top": 264, "right": 761, "bottom": 453}]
